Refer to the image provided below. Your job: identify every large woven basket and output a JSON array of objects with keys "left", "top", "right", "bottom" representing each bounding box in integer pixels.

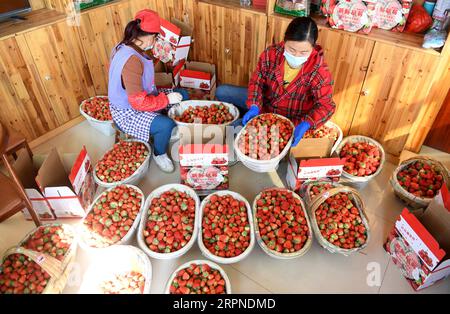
[
  {"left": 334, "top": 135, "right": 386, "bottom": 189},
  {"left": 309, "top": 186, "right": 371, "bottom": 256},
  {"left": 390, "top": 156, "right": 450, "bottom": 210}
]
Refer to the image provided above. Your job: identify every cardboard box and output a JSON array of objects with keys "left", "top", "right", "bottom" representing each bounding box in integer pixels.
[
  {"left": 290, "top": 137, "right": 335, "bottom": 159},
  {"left": 179, "top": 61, "right": 217, "bottom": 96},
  {"left": 152, "top": 18, "right": 192, "bottom": 65},
  {"left": 384, "top": 184, "right": 450, "bottom": 291},
  {"left": 14, "top": 147, "right": 97, "bottom": 219},
  {"left": 286, "top": 153, "right": 345, "bottom": 192},
  {"left": 153, "top": 59, "right": 185, "bottom": 89},
  {"left": 179, "top": 144, "right": 229, "bottom": 195}
]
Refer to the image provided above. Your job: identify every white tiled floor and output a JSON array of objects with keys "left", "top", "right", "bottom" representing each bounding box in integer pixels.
[{"left": 1, "top": 120, "right": 449, "bottom": 294}]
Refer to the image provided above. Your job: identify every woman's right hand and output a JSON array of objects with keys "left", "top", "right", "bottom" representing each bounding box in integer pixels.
[{"left": 167, "top": 92, "right": 183, "bottom": 104}]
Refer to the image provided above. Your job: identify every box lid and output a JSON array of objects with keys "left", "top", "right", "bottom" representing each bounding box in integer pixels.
[{"left": 179, "top": 144, "right": 229, "bottom": 154}]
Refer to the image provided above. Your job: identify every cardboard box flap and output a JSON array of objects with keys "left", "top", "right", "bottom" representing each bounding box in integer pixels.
[
  {"left": 155, "top": 73, "right": 174, "bottom": 88},
  {"left": 160, "top": 18, "right": 181, "bottom": 40},
  {"left": 397, "top": 208, "right": 447, "bottom": 270},
  {"left": 186, "top": 61, "right": 216, "bottom": 74},
  {"left": 13, "top": 149, "right": 38, "bottom": 189},
  {"left": 171, "top": 18, "right": 193, "bottom": 37},
  {"left": 291, "top": 137, "right": 334, "bottom": 159},
  {"left": 36, "top": 148, "right": 71, "bottom": 191},
  {"left": 299, "top": 158, "right": 344, "bottom": 168},
  {"left": 180, "top": 69, "right": 211, "bottom": 80}
]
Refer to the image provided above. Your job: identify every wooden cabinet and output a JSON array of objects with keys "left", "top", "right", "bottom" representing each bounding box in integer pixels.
[
  {"left": 349, "top": 43, "right": 440, "bottom": 155},
  {"left": 193, "top": 1, "right": 267, "bottom": 86}
]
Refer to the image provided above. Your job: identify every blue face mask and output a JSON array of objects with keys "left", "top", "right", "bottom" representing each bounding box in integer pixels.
[{"left": 284, "top": 50, "right": 308, "bottom": 69}]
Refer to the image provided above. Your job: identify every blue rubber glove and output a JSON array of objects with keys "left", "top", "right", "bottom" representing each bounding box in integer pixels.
[
  {"left": 242, "top": 105, "right": 260, "bottom": 125},
  {"left": 292, "top": 121, "right": 311, "bottom": 146}
]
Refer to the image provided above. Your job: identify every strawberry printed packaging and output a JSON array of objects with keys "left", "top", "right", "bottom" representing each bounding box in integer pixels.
[
  {"left": 370, "top": 0, "right": 412, "bottom": 32},
  {"left": 179, "top": 144, "right": 229, "bottom": 195},
  {"left": 324, "top": 0, "right": 373, "bottom": 34},
  {"left": 384, "top": 184, "right": 450, "bottom": 290},
  {"left": 152, "top": 18, "right": 192, "bottom": 65}
]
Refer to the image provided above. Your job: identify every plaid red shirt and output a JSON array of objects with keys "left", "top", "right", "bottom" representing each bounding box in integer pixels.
[{"left": 247, "top": 42, "right": 336, "bottom": 129}]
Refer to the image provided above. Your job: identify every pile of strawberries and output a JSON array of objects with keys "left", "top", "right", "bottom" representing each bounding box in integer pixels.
[
  {"left": 95, "top": 141, "right": 149, "bottom": 183},
  {"left": 81, "top": 96, "right": 112, "bottom": 121},
  {"left": 82, "top": 185, "right": 143, "bottom": 248},
  {"left": 0, "top": 254, "right": 51, "bottom": 294},
  {"left": 315, "top": 192, "right": 367, "bottom": 249},
  {"left": 100, "top": 271, "right": 145, "bottom": 294},
  {"left": 21, "top": 225, "right": 73, "bottom": 262},
  {"left": 396, "top": 161, "right": 444, "bottom": 198},
  {"left": 237, "top": 114, "right": 293, "bottom": 160},
  {"left": 308, "top": 182, "right": 336, "bottom": 202},
  {"left": 143, "top": 190, "right": 196, "bottom": 254},
  {"left": 255, "top": 189, "right": 309, "bottom": 254},
  {"left": 304, "top": 124, "right": 338, "bottom": 140},
  {"left": 339, "top": 141, "right": 382, "bottom": 177},
  {"left": 202, "top": 194, "right": 251, "bottom": 258},
  {"left": 169, "top": 263, "right": 226, "bottom": 294},
  {"left": 174, "top": 104, "right": 234, "bottom": 124}
]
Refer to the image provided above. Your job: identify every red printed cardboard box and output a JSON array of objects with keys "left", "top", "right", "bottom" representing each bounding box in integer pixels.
[
  {"left": 286, "top": 154, "right": 345, "bottom": 192},
  {"left": 14, "top": 147, "right": 97, "bottom": 219},
  {"left": 179, "top": 61, "right": 217, "bottom": 96},
  {"left": 179, "top": 144, "right": 229, "bottom": 196},
  {"left": 152, "top": 18, "right": 192, "bottom": 65},
  {"left": 384, "top": 184, "right": 450, "bottom": 291}
]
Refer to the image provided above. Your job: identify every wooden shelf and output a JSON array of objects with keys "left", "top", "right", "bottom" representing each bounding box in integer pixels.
[
  {"left": 0, "top": 9, "right": 66, "bottom": 40},
  {"left": 199, "top": 0, "right": 267, "bottom": 15},
  {"left": 271, "top": 13, "right": 441, "bottom": 56}
]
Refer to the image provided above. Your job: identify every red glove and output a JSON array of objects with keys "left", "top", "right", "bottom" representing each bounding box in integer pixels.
[{"left": 128, "top": 91, "right": 169, "bottom": 112}]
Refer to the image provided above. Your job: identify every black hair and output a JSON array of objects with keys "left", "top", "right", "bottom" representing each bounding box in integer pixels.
[
  {"left": 118, "top": 19, "right": 158, "bottom": 47},
  {"left": 284, "top": 17, "right": 318, "bottom": 46}
]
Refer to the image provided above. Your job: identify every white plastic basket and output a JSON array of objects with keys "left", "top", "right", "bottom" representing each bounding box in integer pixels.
[
  {"left": 252, "top": 188, "right": 313, "bottom": 259},
  {"left": 197, "top": 190, "right": 255, "bottom": 264},
  {"left": 137, "top": 184, "right": 200, "bottom": 260},
  {"left": 79, "top": 96, "right": 115, "bottom": 136},
  {"left": 168, "top": 100, "right": 239, "bottom": 127},
  {"left": 326, "top": 121, "right": 343, "bottom": 155},
  {"left": 164, "top": 259, "right": 232, "bottom": 294},
  {"left": 78, "top": 184, "right": 145, "bottom": 251},
  {"left": 78, "top": 245, "right": 152, "bottom": 294},
  {"left": 334, "top": 135, "right": 385, "bottom": 189},
  {"left": 93, "top": 139, "right": 151, "bottom": 188},
  {"left": 234, "top": 113, "right": 294, "bottom": 173}
]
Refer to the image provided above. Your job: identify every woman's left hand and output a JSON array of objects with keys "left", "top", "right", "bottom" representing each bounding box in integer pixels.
[{"left": 292, "top": 121, "right": 311, "bottom": 146}]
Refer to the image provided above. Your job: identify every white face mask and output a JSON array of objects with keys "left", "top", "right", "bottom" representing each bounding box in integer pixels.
[
  {"left": 143, "top": 44, "right": 154, "bottom": 51},
  {"left": 284, "top": 50, "right": 308, "bottom": 69}
]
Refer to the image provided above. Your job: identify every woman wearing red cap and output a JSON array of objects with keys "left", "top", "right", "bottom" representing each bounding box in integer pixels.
[{"left": 108, "top": 9, "right": 186, "bottom": 173}]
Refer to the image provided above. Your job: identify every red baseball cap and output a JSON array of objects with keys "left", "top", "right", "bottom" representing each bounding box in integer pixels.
[{"left": 135, "top": 9, "right": 160, "bottom": 33}]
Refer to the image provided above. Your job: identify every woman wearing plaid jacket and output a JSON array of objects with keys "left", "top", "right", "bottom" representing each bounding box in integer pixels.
[{"left": 216, "top": 17, "right": 336, "bottom": 146}]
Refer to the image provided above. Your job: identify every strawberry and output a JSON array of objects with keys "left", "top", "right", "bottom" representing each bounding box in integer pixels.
[
  {"left": 95, "top": 141, "right": 149, "bottom": 183},
  {"left": 255, "top": 188, "right": 309, "bottom": 254},
  {"left": 304, "top": 124, "right": 338, "bottom": 140},
  {"left": 237, "top": 113, "right": 293, "bottom": 160},
  {"left": 339, "top": 141, "right": 381, "bottom": 177},
  {"left": 100, "top": 271, "right": 145, "bottom": 294},
  {"left": 81, "top": 96, "right": 112, "bottom": 121},
  {"left": 169, "top": 263, "right": 227, "bottom": 294},
  {"left": 174, "top": 103, "right": 234, "bottom": 124},
  {"left": 82, "top": 185, "right": 143, "bottom": 248},
  {"left": 397, "top": 161, "right": 444, "bottom": 198},
  {"left": 314, "top": 192, "right": 368, "bottom": 249},
  {"left": 202, "top": 194, "right": 251, "bottom": 258},
  {"left": 143, "top": 189, "right": 196, "bottom": 254},
  {"left": 0, "top": 254, "right": 50, "bottom": 294}
]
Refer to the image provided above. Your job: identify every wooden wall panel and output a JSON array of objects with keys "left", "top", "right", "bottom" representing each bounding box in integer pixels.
[
  {"left": 24, "top": 21, "right": 95, "bottom": 125},
  {"left": 29, "top": 0, "right": 46, "bottom": 10},
  {"left": 349, "top": 42, "right": 440, "bottom": 155},
  {"left": 0, "top": 36, "right": 55, "bottom": 140},
  {"left": 266, "top": 15, "right": 374, "bottom": 135},
  {"left": 193, "top": 2, "right": 267, "bottom": 86}
]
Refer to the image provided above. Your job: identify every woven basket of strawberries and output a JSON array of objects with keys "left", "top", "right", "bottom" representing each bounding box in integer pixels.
[
  {"left": 390, "top": 156, "right": 449, "bottom": 209},
  {"left": 309, "top": 186, "right": 371, "bottom": 255},
  {"left": 301, "top": 180, "right": 344, "bottom": 207},
  {"left": 334, "top": 135, "right": 385, "bottom": 188}
]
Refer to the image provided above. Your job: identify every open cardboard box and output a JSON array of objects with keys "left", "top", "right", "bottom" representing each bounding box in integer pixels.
[
  {"left": 179, "top": 61, "right": 217, "bottom": 97},
  {"left": 152, "top": 18, "right": 192, "bottom": 65},
  {"left": 154, "top": 59, "right": 185, "bottom": 89},
  {"left": 13, "top": 147, "right": 97, "bottom": 219},
  {"left": 384, "top": 184, "right": 450, "bottom": 291},
  {"left": 179, "top": 144, "right": 229, "bottom": 196},
  {"left": 286, "top": 141, "right": 344, "bottom": 192}
]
